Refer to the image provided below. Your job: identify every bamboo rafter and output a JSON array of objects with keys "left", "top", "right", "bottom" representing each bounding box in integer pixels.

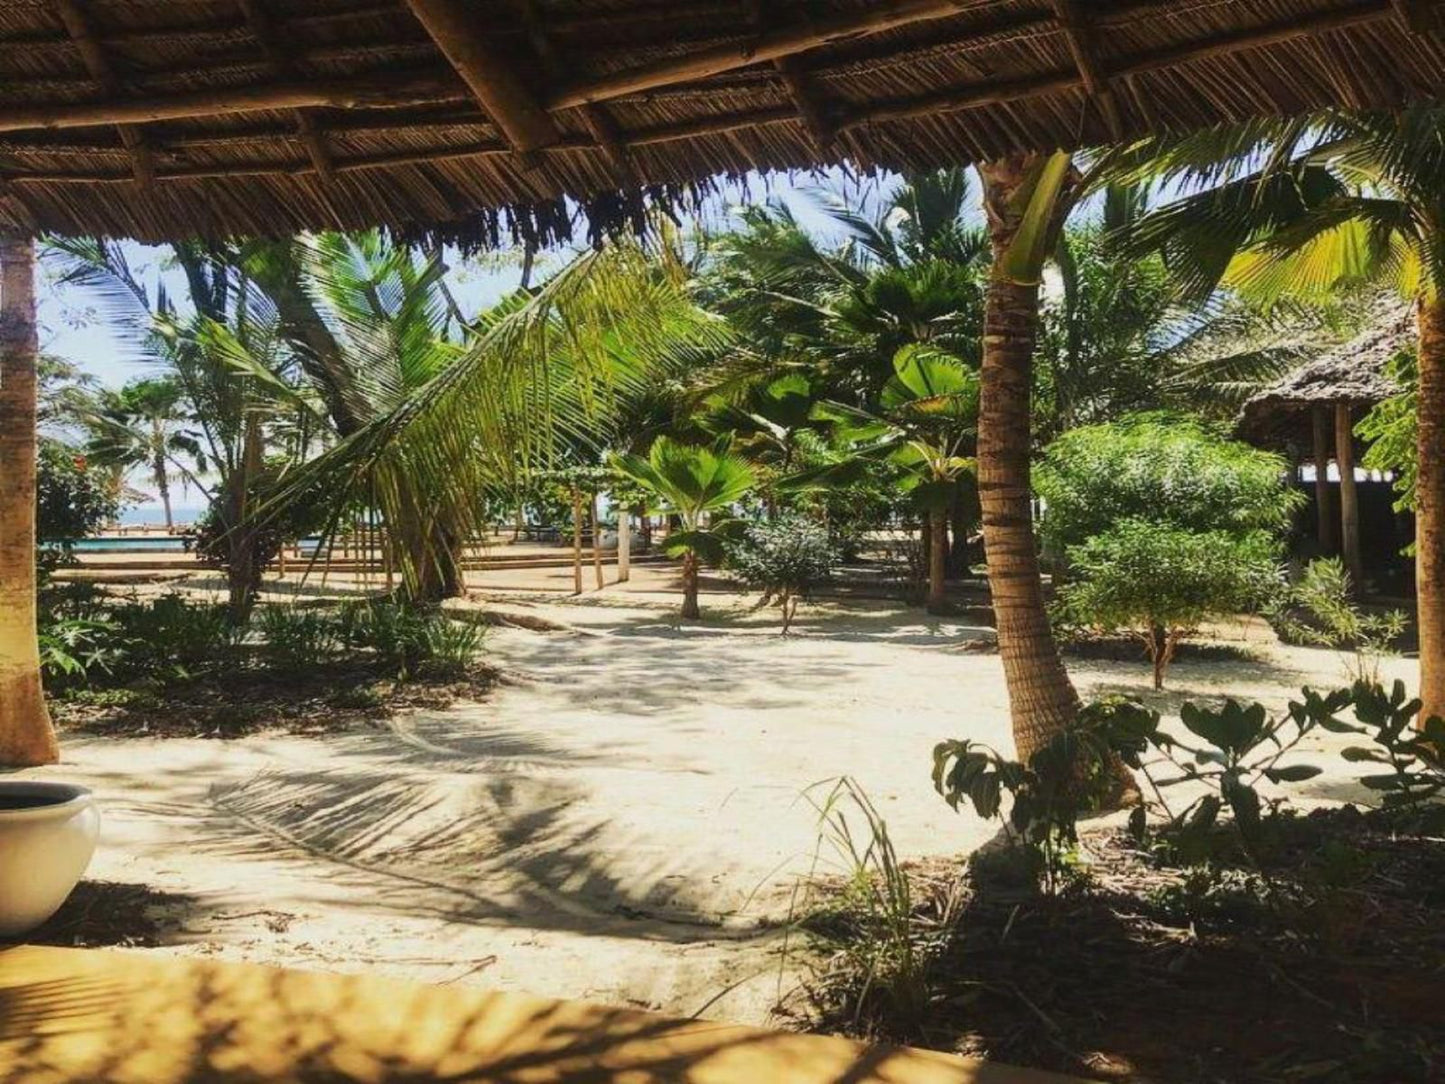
[{"left": 236, "top": 0, "right": 338, "bottom": 183}]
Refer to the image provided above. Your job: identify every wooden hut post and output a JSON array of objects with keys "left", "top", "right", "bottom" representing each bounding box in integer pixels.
[
  {"left": 1311, "top": 404, "right": 1337, "bottom": 554},
  {"left": 571, "top": 486, "right": 583, "bottom": 596},
  {"left": 590, "top": 491, "right": 604, "bottom": 591},
  {"left": 617, "top": 507, "right": 631, "bottom": 583},
  {"left": 1335, "top": 402, "right": 1365, "bottom": 591}
]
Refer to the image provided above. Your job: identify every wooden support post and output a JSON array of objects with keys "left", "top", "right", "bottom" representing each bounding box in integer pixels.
[
  {"left": 591, "top": 493, "right": 605, "bottom": 591},
  {"left": 571, "top": 487, "right": 583, "bottom": 596},
  {"left": 403, "top": 0, "right": 560, "bottom": 162},
  {"left": 237, "top": 0, "right": 338, "bottom": 183},
  {"left": 617, "top": 511, "right": 631, "bottom": 584},
  {"left": 1312, "top": 404, "right": 1337, "bottom": 555},
  {"left": 1336, "top": 402, "right": 1365, "bottom": 592}
]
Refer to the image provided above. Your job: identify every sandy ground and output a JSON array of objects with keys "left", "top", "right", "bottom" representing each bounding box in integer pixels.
[{"left": 25, "top": 565, "right": 1414, "bottom": 1025}]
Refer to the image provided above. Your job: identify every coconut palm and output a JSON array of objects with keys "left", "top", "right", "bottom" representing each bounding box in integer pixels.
[
  {"left": 1113, "top": 106, "right": 1445, "bottom": 727},
  {"left": 83, "top": 377, "right": 202, "bottom": 529},
  {"left": 612, "top": 436, "right": 755, "bottom": 619}
]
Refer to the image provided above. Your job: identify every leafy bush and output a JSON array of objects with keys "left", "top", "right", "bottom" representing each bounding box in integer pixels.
[
  {"left": 1035, "top": 413, "right": 1302, "bottom": 551},
  {"left": 38, "top": 617, "right": 125, "bottom": 688},
  {"left": 255, "top": 605, "right": 345, "bottom": 673},
  {"left": 1268, "top": 558, "right": 1405, "bottom": 683},
  {"left": 1038, "top": 414, "right": 1296, "bottom": 688},
  {"left": 341, "top": 601, "right": 484, "bottom": 678},
  {"left": 1337, "top": 681, "right": 1444, "bottom": 817},
  {"left": 1054, "top": 520, "right": 1284, "bottom": 688},
  {"left": 36, "top": 438, "right": 122, "bottom": 581},
  {"left": 728, "top": 515, "right": 838, "bottom": 632},
  {"left": 108, "top": 594, "right": 240, "bottom": 679},
  {"left": 932, "top": 698, "right": 1158, "bottom": 891}
]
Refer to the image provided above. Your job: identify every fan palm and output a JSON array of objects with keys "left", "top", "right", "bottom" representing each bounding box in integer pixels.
[
  {"left": 612, "top": 435, "right": 755, "bottom": 619},
  {"left": 1113, "top": 105, "right": 1445, "bottom": 727},
  {"left": 786, "top": 344, "right": 978, "bottom": 614}
]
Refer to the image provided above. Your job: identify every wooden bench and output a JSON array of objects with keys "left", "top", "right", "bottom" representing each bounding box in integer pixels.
[{"left": 0, "top": 946, "right": 1090, "bottom": 1083}]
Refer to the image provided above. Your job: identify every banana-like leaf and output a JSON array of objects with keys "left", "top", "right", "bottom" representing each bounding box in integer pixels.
[{"left": 997, "top": 150, "right": 1075, "bottom": 285}]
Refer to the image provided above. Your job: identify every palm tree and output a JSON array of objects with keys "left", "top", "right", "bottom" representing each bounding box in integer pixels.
[
  {"left": 787, "top": 344, "right": 978, "bottom": 614},
  {"left": 612, "top": 436, "right": 754, "bottom": 619},
  {"left": 1114, "top": 106, "right": 1445, "bottom": 727},
  {"left": 975, "top": 151, "right": 1090, "bottom": 764},
  {"left": 84, "top": 377, "right": 201, "bottom": 530},
  {"left": 0, "top": 231, "right": 57, "bottom": 767}
]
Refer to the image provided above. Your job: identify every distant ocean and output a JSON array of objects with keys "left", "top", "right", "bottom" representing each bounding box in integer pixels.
[{"left": 118, "top": 505, "right": 207, "bottom": 527}]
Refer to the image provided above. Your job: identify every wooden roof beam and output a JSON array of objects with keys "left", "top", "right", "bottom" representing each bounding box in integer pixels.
[
  {"left": 0, "top": 69, "right": 467, "bottom": 133},
  {"left": 518, "top": 0, "right": 636, "bottom": 187},
  {"left": 236, "top": 0, "right": 337, "bottom": 183},
  {"left": 549, "top": 0, "right": 974, "bottom": 109},
  {"left": 402, "top": 0, "right": 560, "bottom": 166},
  {"left": 1049, "top": 0, "right": 1123, "bottom": 139},
  {"left": 53, "top": 0, "right": 157, "bottom": 187}
]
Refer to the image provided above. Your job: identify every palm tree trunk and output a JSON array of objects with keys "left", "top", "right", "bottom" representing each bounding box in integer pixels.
[
  {"left": 926, "top": 506, "right": 947, "bottom": 614},
  {"left": 978, "top": 157, "right": 1080, "bottom": 764},
  {"left": 681, "top": 551, "right": 701, "bottom": 620},
  {"left": 0, "top": 232, "right": 58, "bottom": 766},
  {"left": 154, "top": 443, "right": 173, "bottom": 530},
  {"left": 1417, "top": 296, "right": 1445, "bottom": 728}
]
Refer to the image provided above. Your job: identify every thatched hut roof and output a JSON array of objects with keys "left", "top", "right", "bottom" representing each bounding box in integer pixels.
[
  {"left": 2, "top": 1, "right": 1445, "bottom": 245},
  {"left": 1238, "top": 306, "right": 1411, "bottom": 447}
]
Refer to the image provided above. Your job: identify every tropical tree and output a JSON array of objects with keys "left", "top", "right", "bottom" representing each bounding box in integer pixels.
[
  {"left": 83, "top": 376, "right": 200, "bottom": 529},
  {"left": 788, "top": 344, "right": 978, "bottom": 613},
  {"left": 612, "top": 436, "right": 754, "bottom": 619},
  {"left": 1115, "top": 106, "right": 1445, "bottom": 726}
]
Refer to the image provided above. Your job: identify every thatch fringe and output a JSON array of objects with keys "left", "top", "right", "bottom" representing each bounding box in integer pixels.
[{"left": 0, "top": 0, "right": 1440, "bottom": 243}]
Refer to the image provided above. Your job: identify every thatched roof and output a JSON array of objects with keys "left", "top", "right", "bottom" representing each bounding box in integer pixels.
[
  {"left": 2, "top": 1, "right": 1445, "bottom": 245},
  {"left": 1238, "top": 305, "right": 1411, "bottom": 446}
]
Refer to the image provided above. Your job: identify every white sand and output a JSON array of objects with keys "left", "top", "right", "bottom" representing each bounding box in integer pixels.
[{"left": 27, "top": 573, "right": 1412, "bottom": 1024}]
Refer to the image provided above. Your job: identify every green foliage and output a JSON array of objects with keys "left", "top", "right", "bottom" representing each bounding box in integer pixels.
[
  {"left": 728, "top": 516, "right": 838, "bottom": 633},
  {"left": 36, "top": 438, "right": 121, "bottom": 558},
  {"left": 38, "top": 617, "right": 125, "bottom": 689},
  {"left": 1267, "top": 558, "right": 1406, "bottom": 683},
  {"left": 1340, "top": 680, "right": 1445, "bottom": 816},
  {"left": 932, "top": 699, "right": 1157, "bottom": 891},
  {"left": 107, "top": 594, "right": 241, "bottom": 680},
  {"left": 340, "top": 600, "right": 485, "bottom": 679},
  {"left": 803, "top": 778, "right": 940, "bottom": 1032},
  {"left": 1139, "top": 688, "right": 1348, "bottom": 849},
  {"left": 1055, "top": 520, "right": 1283, "bottom": 687},
  {"left": 1357, "top": 349, "right": 1418, "bottom": 514},
  {"left": 1035, "top": 413, "right": 1301, "bottom": 551},
  {"left": 255, "top": 605, "right": 346, "bottom": 673}
]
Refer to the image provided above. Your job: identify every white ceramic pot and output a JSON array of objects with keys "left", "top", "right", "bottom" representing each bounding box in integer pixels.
[{"left": 0, "top": 781, "right": 100, "bottom": 937}]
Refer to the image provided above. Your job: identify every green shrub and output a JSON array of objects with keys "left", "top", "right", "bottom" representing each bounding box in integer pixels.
[
  {"left": 106, "top": 594, "right": 240, "bottom": 680},
  {"left": 1267, "top": 557, "right": 1406, "bottom": 683},
  {"left": 1035, "top": 412, "right": 1302, "bottom": 551},
  {"left": 341, "top": 601, "right": 484, "bottom": 678},
  {"left": 255, "top": 605, "right": 345, "bottom": 673},
  {"left": 728, "top": 515, "right": 838, "bottom": 633},
  {"left": 1054, "top": 520, "right": 1284, "bottom": 688}
]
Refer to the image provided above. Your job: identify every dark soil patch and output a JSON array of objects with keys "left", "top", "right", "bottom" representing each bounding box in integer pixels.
[
  {"left": 794, "top": 809, "right": 1444, "bottom": 1083},
  {"left": 50, "top": 663, "right": 498, "bottom": 739},
  {"left": 20, "top": 880, "right": 201, "bottom": 949}
]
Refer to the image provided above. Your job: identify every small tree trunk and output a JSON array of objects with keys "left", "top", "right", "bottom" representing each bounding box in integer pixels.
[
  {"left": 0, "top": 232, "right": 57, "bottom": 767},
  {"left": 978, "top": 157, "right": 1082, "bottom": 765},
  {"left": 638, "top": 505, "right": 652, "bottom": 554},
  {"left": 617, "top": 510, "right": 631, "bottom": 583},
  {"left": 926, "top": 506, "right": 948, "bottom": 614},
  {"left": 1149, "top": 625, "right": 1168, "bottom": 691},
  {"left": 681, "top": 552, "right": 701, "bottom": 619},
  {"left": 154, "top": 445, "right": 173, "bottom": 531},
  {"left": 1335, "top": 402, "right": 1364, "bottom": 593},
  {"left": 590, "top": 493, "right": 604, "bottom": 591},
  {"left": 1416, "top": 297, "right": 1445, "bottom": 727},
  {"left": 1311, "top": 405, "right": 1336, "bottom": 555},
  {"left": 571, "top": 487, "right": 583, "bottom": 596}
]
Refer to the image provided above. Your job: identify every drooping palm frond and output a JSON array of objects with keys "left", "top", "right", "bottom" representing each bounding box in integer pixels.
[{"left": 263, "top": 238, "right": 732, "bottom": 592}]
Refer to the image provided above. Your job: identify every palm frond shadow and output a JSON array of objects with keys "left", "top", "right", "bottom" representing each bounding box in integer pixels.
[{"left": 197, "top": 764, "right": 768, "bottom": 944}]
